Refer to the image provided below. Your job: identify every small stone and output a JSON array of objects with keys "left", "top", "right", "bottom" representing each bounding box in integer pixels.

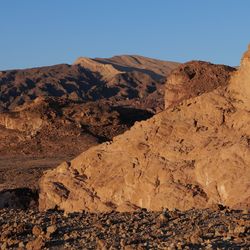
[
  {"left": 189, "top": 233, "right": 201, "bottom": 244},
  {"left": 17, "top": 241, "right": 25, "bottom": 250},
  {"left": 234, "top": 225, "right": 245, "bottom": 235},
  {"left": 18, "top": 242, "right": 25, "bottom": 247},
  {"left": 223, "top": 236, "right": 232, "bottom": 241},
  {"left": 32, "top": 225, "right": 43, "bottom": 237},
  {"left": 205, "top": 243, "right": 213, "bottom": 249},
  {"left": 1, "top": 242, "right": 8, "bottom": 250},
  {"left": 96, "top": 239, "right": 107, "bottom": 250},
  {"left": 47, "top": 225, "right": 57, "bottom": 235},
  {"left": 156, "top": 213, "right": 169, "bottom": 227},
  {"left": 0, "top": 230, "right": 10, "bottom": 241},
  {"left": 26, "top": 236, "right": 45, "bottom": 250},
  {"left": 50, "top": 214, "right": 57, "bottom": 225},
  {"left": 64, "top": 233, "right": 70, "bottom": 241}
]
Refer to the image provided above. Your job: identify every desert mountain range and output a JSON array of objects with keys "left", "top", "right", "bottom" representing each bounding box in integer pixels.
[
  {"left": 0, "top": 56, "right": 178, "bottom": 191},
  {"left": 0, "top": 56, "right": 177, "bottom": 159},
  {"left": 0, "top": 55, "right": 179, "bottom": 112},
  {"left": 37, "top": 46, "right": 250, "bottom": 213}
]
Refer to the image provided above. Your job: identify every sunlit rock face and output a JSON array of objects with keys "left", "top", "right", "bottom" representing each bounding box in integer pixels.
[
  {"left": 228, "top": 44, "right": 250, "bottom": 111},
  {"left": 39, "top": 45, "right": 250, "bottom": 213}
]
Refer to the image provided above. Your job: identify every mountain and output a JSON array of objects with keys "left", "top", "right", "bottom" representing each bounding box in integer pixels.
[
  {"left": 0, "top": 55, "right": 179, "bottom": 112},
  {"left": 74, "top": 55, "right": 179, "bottom": 80},
  {"left": 38, "top": 48, "right": 244, "bottom": 212}
]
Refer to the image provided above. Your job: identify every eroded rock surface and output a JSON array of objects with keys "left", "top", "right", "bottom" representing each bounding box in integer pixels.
[{"left": 39, "top": 46, "right": 250, "bottom": 213}]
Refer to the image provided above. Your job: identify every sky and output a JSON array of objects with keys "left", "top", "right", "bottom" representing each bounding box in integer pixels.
[{"left": 1, "top": 0, "right": 250, "bottom": 70}]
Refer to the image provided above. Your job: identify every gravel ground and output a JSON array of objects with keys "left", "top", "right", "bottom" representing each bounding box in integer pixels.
[{"left": 0, "top": 207, "right": 249, "bottom": 249}]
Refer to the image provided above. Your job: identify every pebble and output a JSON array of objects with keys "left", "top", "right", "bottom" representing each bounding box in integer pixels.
[
  {"left": 46, "top": 225, "right": 57, "bottom": 235},
  {"left": 32, "top": 225, "right": 43, "bottom": 237}
]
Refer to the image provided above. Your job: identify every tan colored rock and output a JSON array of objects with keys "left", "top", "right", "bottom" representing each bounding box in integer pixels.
[
  {"left": 0, "top": 111, "right": 43, "bottom": 135},
  {"left": 73, "top": 57, "right": 122, "bottom": 80},
  {"left": 32, "top": 225, "right": 43, "bottom": 237},
  {"left": 39, "top": 45, "right": 250, "bottom": 213},
  {"left": 75, "top": 55, "right": 180, "bottom": 80},
  {"left": 228, "top": 44, "right": 250, "bottom": 111},
  {"left": 26, "top": 236, "right": 45, "bottom": 250}
]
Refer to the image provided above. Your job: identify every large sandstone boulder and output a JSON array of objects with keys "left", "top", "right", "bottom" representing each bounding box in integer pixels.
[{"left": 39, "top": 46, "right": 250, "bottom": 212}]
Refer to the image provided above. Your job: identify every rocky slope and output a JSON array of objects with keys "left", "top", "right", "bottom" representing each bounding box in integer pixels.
[{"left": 39, "top": 47, "right": 249, "bottom": 213}]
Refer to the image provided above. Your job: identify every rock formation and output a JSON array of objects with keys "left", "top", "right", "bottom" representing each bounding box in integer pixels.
[
  {"left": 228, "top": 44, "right": 250, "bottom": 111},
  {"left": 39, "top": 45, "right": 250, "bottom": 213},
  {"left": 165, "top": 61, "right": 235, "bottom": 108}
]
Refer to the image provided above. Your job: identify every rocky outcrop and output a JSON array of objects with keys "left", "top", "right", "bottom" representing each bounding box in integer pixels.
[
  {"left": 228, "top": 44, "right": 250, "bottom": 111},
  {"left": 39, "top": 46, "right": 250, "bottom": 212},
  {"left": 0, "top": 112, "right": 43, "bottom": 135},
  {"left": 165, "top": 61, "right": 235, "bottom": 108}
]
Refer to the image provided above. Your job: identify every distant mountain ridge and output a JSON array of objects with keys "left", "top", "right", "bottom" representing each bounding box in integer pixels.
[
  {"left": 0, "top": 55, "right": 180, "bottom": 111},
  {"left": 75, "top": 55, "right": 179, "bottom": 80}
]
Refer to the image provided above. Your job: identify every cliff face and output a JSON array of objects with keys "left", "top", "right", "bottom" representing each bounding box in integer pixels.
[
  {"left": 39, "top": 46, "right": 250, "bottom": 213},
  {"left": 229, "top": 44, "right": 250, "bottom": 111}
]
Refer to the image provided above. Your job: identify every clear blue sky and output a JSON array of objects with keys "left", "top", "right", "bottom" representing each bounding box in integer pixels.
[{"left": 1, "top": 0, "right": 250, "bottom": 70}]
